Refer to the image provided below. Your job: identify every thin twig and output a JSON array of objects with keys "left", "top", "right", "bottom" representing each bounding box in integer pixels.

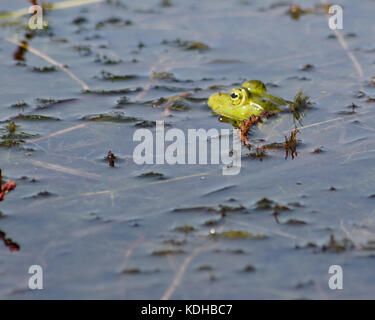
[
  {"left": 161, "top": 243, "right": 213, "bottom": 300},
  {"left": 29, "top": 123, "right": 89, "bottom": 143},
  {"left": 5, "top": 37, "right": 90, "bottom": 91},
  {"left": 28, "top": 159, "right": 101, "bottom": 180},
  {"left": 26, "top": 170, "right": 216, "bottom": 208},
  {"left": 321, "top": 0, "right": 364, "bottom": 82},
  {"left": 285, "top": 110, "right": 371, "bottom": 134}
]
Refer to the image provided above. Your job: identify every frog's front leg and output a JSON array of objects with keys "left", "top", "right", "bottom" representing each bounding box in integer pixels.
[{"left": 239, "top": 115, "right": 262, "bottom": 146}]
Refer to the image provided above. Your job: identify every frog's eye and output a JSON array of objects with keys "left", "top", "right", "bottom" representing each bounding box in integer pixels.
[{"left": 230, "top": 88, "right": 248, "bottom": 107}]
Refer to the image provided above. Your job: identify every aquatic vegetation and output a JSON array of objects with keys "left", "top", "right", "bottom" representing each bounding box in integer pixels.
[
  {"left": 27, "top": 191, "right": 54, "bottom": 199},
  {"left": 174, "top": 225, "right": 195, "bottom": 233},
  {"left": 151, "top": 249, "right": 185, "bottom": 256},
  {"left": 121, "top": 267, "right": 140, "bottom": 274},
  {"left": 212, "top": 230, "right": 267, "bottom": 239},
  {"left": 322, "top": 235, "right": 355, "bottom": 253},
  {"left": 163, "top": 239, "right": 187, "bottom": 246},
  {"left": 289, "top": 91, "right": 312, "bottom": 126},
  {"left": 166, "top": 96, "right": 191, "bottom": 111},
  {"left": 284, "top": 219, "right": 307, "bottom": 225},
  {"left": 115, "top": 96, "right": 130, "bottom": 106},
  {"left": 105, "top": 0, "right": 128, "bottom": 9},
  {"left": 0, "top": 229, "right": 20, "bottom": 252},
  {"left": 151, "top": 85, "right": 199, "bottom": 93},
  {"left": 243, "top": 264, "right": 256, "bottom": 272},
  {"left": 36, "top": 98, "right": 59, "bottom": 104},
  {"left": 0, "top": 122, "right": 35, "bottom": 147},
  {"left": 10, "top": 100, "right": 29, "bottom": 111},
  {"left": 120, "top": 266, "right": 159, "bottom": 275},
  {"left": 95, "top": 17, "right": 132, "bottom": 29},
  {"left": 32, "top": 66, "right": 57, "bottom": 72},
  {"left": 11, "top": 114, "right": 61, "bottom": 121},
  {"left": 36, "top": 98, "right": 77, "bottom": 110},
  {"left": 255, "top": 198, "right": 274, "bottom": 210},
  {"left": 134, "top": 120, "right": 158, "bottom": 128},
  {"left": 248, "top": 148, "right": 268, "bottom": 160},
  {"left": 94, "top": 54, "right": 123, "bottom": 65},
  {"left": 137, "top": 172, "right": 166, "bottom": 180},
  {"left": 96, "top": 71, "right": 137, "bottom": 81},
  {"left": 286, "top": 4, "right": 314, "bottom": 20},
  {"left": 72, "top": 45, "right": 92, "bottom": 56},
  {"left": 83, "top": 87, "right": 142, "bottom": 95},
  {"left": 255, "top": 128, "right": 301, "bottom": 160},
  {"left": 81, "top": 112, "right": 138, "bottom": 122},
  {"left": 0, "top": 170, "right": 17, "bottom": 202},
  {"left": 286, "top": 3, "right": 330, "bottom": 20},
  {"left": 300, "top": 63, "right": 314, "bottom": 71},
  {"left": 283, "top": 129, "right": 299, "bottom": 159},
  {"left": 203, "top": 219, "right": 220, "bottom": 227},
  {"left": 196, "top": 265, "right": 213, "bottom": 271},
  {"left": 13, "top": 40, "right": 28, "bottom": 61},
  {"left": 0, "top": 140, "right": 22, "bottom": 147},
  {"left": 273, "top": 204, "right": 291, "bottom": 212},
  {"left": 296, "top": 235, "right": 355, "bottom": 253},
  {"left": 160, "top": 0, "right": 172, "bottom": 7},
  {"left": 255, "top": 198, "right": 290, "bottom": 212},
  {"left": 105, "top": 150, "right": 117, "bottom": 167},
  {"left": 72, "top": 16, "right": 88, "bottom": 25},
  {"left": 162, "top": 39, "right": 210, "bottom": 51},
  {"left": 217, "top": 204, "right": 246, "bottom": 215},
  {"left": 151, "top": 71, "right": 175, "bottom": 81},
  {"left": 312, "top": 147, "right": 324, "bottom": 154},
  {"left": 172, "top": 206, "right": 216, "bottom": 213},
  {"left": 172, "top": 203, "right": 245, "bottom": 216},
  {"left": 337, "top": 103, "right": 359, "bottom": 115},
  {"left": 238, "top": 115, "right": 267, "bottom": 145},
  {"left": 5, "top": 122, "right": 16, "bottom": 134},
  {"left": 147, "top": 96, "right": 191, "bottom": 111}
]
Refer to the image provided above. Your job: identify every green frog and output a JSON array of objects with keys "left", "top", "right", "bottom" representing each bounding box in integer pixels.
[{"left": 208, "top": 80, "right": 291, "bottom": 125}]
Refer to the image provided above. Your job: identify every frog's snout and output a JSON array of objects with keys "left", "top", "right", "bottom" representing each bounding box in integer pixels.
[
  {"left": 207, "top": 93, "right": 217, "bottom": 110},
  {"left": 207, "top": 92, "right": 225, "bottom": 112}
]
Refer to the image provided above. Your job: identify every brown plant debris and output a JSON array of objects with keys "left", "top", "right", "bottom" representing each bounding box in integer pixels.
[
  {"left": 284, "top": 128, "right": 299, "bottom": 159},
  {"left": 106, "top": 150, "right": 117, "bottom": 167}
]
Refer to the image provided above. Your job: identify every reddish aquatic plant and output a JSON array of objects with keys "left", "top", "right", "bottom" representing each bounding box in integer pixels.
[
  {"left": 0, "top": 170, "right": 17, "bottom": 201},
  {"left": 106, "top": 151, "right": 117, "bottom": 167},
  {"left": 239, "top": 111, "right": 273, "bottom": 146},
  {"left": 239, "top": 115, "right": 261, "bottom": 146},
  {"left": 0, "top": 230, "right": 20, "bottom": 252}
]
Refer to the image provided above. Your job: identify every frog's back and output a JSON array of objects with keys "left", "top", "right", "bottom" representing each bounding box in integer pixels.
[{"left": 242, "top": 80, "right": 267, "bottom": 95}]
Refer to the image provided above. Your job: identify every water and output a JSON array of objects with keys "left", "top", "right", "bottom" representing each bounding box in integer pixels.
[{"left": 0, "top": 0, "right": 374, "bottom": 299}]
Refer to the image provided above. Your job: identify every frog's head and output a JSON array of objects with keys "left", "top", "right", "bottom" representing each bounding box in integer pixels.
[{"left": 208, "top": 87, "right": 251, "bottom": 116}]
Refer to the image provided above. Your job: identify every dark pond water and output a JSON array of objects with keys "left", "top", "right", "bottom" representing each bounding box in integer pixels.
[{"left": 0, "top": 0, "right": 375, "bottom": 299}]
